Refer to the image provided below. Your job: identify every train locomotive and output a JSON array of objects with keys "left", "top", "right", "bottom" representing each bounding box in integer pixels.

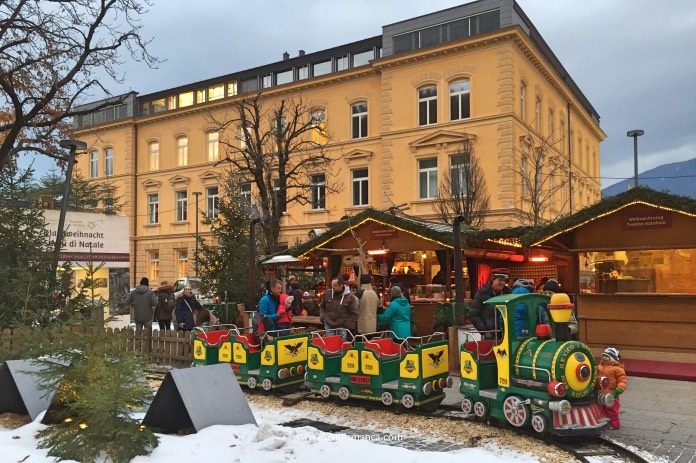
[{"left": 459, "top": 292, "right": 612, "bottom": 435}]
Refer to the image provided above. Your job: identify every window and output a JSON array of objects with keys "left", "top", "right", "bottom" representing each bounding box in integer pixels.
[
  {"left": 148, "top": 141, "right": 159, "bottom": 171},
  {"left": 208, "top": 84, "right": 224, "bottom": 101},
  {"left": 148, "top": 194, "right": 159, "bottom": 224},
  {"left": 418, "top": 86, "right": 437, "bottom": 126},
  {"left": 150, "top": 251, "right": 160, "bottom": 281},
  {"left": 352, "top": 169, "right": 369, "bottom": 206},
  {"left": 297, "top": 65, "right": 309, "bottom": 80},
  {"left": 419, "top": 159, "right": 438, "bottom": 199},
  {"left": 207, "top": 132, "right": 219, "bottom": 162},
  {"left": 104, "top": 148, "right": 113, "bottom": 176},
  {"left": 311, "top": 110, "right": 327, "bottom": 145},
  {"left": 240, "top": 127, "right": 248, "bottom": 150},
  {"left": 521, "top": 156, "right": 529, "bottom": 193},
  {"left": 179, "top": 92, "right": 194, "bottom": 108},
  {"left": 535, "top": 96, "right": 541, "bottom": 132},
  {"left": 313, "top": 60, "right": 331, "bottom": 77},
  {"left": 261, "top": 74, "right": 272, "bottom": 88},
  {"left": 351, "top": 102, "right": 368, "bottom": 139},
  {"left": 176, "top": 191, "right": 188, "bottom": 222},
  {"left": 152, "top": 98, "right": 165, "bottom": 113},
  {"left": 196, "top": 89, "right": 206, "bottom": 104},
  {"left": 559, "top": 120, "right": 566, "bottom": 153},
  {"left": 276, "top": 69, "right": 293, "bottom": 85},
  {"left": 311, "top": 174, "right": 326, "bottom": 210},
  {"left": 177, "top": 250, "right": 189, "bottom": 278},
  {"left": 336, "top": 55, "right": 349, "bottom": 72},
  {"left": 89, "top": 150, "right": 98, "bottom": 178},
  {"left": 450, "top": 154, "right": 470, "bottom": 196},
  {"left": 520, "top": 82, "right": 527, "bottom": 122},
  {"left": 206, "top": 186, "right": 219, "bottom": 219},
  {"left": 273, "top": 179, "right": 286, "bottom": 213},
  {"left": 450, "top": 79, "right": 470, "bottom": 121},
  {"left": 241, "top": 182, "right": 251, "bottom": 204},
  {"left": 176, "top": 136, "right": 188, "bottom": 166},
  {"left": 353, "top": 49, "right": 373, "bottom": 67},
  {"left": 227, "top": 81, "right": 238, "bottom": 97},
  {"left": 548, "top": 109, "right": 554, "bottom": 142},
  {"left": 549, "top": 174, "right": 556, "bottom": 209},
  {"left": 167, "top": 95, "right": 177, "bottom": 110}
]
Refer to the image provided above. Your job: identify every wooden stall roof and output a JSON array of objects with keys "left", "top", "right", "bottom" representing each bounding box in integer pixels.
[
  {"left": 282, "top": 208, "right": 531, "bottom": 259},
  {"left": 524, "top": 187, "right": 696, "bottom": 250}
]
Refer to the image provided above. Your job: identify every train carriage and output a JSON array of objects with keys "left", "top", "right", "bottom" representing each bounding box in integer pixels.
[
  {"left": 459, "top": 293, "right": 611, "bottom": 436},
  {"left": 307, "top": 331, "right": 452, "bottom": 410}
]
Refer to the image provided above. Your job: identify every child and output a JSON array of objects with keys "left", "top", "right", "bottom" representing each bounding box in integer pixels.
[
  {"left": 277, "top": 294, "right": 293, "bottom": 336},
  {"left": 598, "top": 347, "right": 627, "bottom": 429}
]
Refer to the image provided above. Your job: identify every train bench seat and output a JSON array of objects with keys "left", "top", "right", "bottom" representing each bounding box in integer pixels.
[
  {"left": 364, "top": 338, "right": 406, "bottom": 359},
  {"left": 464, "top": 340, "right": 499, "bottom": 362},
  {"left": 311, "top": 335, "right": 352, "bottom": 356},
  {"left": 236, "top": 334, "right": 261, "bottom": 353},
  {"left": 196, "top": 329, "right": 232, "bottom": 347}
]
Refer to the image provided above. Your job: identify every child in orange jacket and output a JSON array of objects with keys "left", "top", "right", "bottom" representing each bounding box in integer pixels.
[{"left": 597, "top": 347, "right": 627, "bottom": 429}]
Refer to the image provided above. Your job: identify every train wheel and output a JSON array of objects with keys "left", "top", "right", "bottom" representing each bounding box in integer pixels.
[
  {"left": 247, "top": 377, "right": 257, "bottom": 389},
  {"left": 474, "top": 401, "right": 488, "bottom": 419},
  {"left": 461, "top": 398, "right": 474, "bottom": 415},
  {"left": 262, "top": 378, "right": 273, "bottom": 391},
  {"left": 531, "top": 414, "right": 548, "bottom": 434},
  {"left": 319, "top": 384, "right": 332, "bottom": 399},
  {"left": 381, "top": 392, "right": 393, "bottom": 406},
  {"left": 401, "top": 394, "right": 415, "bottom": 409},
  {"left": 503, "top": 395, "right": 530, "bottom": 428},
  {"left": 338, "top": 387, "right": 350, "bottom": 401}
]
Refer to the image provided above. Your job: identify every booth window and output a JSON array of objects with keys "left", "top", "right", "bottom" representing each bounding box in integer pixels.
[{"left": 587, "top": 249, "right": 696, "bottom": 295}]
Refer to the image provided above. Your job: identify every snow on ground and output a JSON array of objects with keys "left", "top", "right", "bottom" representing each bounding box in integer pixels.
[{"left": 1, "top": 394, "right": 548, "bottom": 463}]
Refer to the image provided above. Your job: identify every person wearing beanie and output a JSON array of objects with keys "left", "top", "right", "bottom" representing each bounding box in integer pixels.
[
  {"left": 468, "top": 268, "right": 512, "bottom": 339},
  {"left": 598, "top": 347, "right": 627, "bottom": 429},
  {"left": 356, "top": 274, "right": 380, "bottom": 335},
  {"left": 542, "top": 278, "right": 579, "bottom": 338},
  {"left": 543, "top": 278, "right": 561, "bottom": 294},
  {"left": 123, "top": 276, "right": 158, "bottom": 330}
]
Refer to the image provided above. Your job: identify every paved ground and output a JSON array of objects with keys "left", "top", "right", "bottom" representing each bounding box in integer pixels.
[{"left": 442, "top": 375, "right": 696, "bottom": 463}]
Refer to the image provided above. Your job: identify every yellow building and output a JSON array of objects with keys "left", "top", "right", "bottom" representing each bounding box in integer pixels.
[{"left": 73, "top": 0, "right": 604, "bottom": 286}]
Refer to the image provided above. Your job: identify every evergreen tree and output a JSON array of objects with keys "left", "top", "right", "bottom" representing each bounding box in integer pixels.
[
  {"left": 0, "top": 164, "right": 55, "bottom": 328},
  {"left": 32, "top": 261, "right": 158, "bottom": 463},
  {"left": 198, "top": 171, "right": 261, "bottom": 308}
]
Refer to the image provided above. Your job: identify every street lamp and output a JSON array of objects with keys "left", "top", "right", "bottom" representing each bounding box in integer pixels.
[
  {"left": 626, "top": 130, "right": 645, "bottom": 188},
  {"left": 192, "top": 191, "right": 202, "bottom": 277},
  {"left": 53, "top": 139, "right": 87, "bottom": 280}
]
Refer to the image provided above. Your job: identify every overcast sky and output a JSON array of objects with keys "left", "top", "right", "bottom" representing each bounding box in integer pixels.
[{"left": 21, "top": 0, "right": 696, "bottom": 189}]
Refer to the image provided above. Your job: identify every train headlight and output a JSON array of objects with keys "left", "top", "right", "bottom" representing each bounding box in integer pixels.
[
  {"left": 549, "top": 400, "right": 571, "bottom": 415},
  {"left": 548, "top": 381, "right": 567, "bottom": 398},
  {"left": 576, "top": 364, "right": 591, "bottom": 381},
  {"left": 598, "top": 375, "right": 609, "bottom": 390},
  {"left": 446, "top": 376, "right": 454, "bottom": 388},
  {"left": 598, "top": 393, "right": 615, "bottom": 407},
  {"left": 423, "top": 382, "right": 433, "bottom": 395}
]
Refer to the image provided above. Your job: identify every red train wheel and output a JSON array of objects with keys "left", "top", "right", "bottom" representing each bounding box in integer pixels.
[{"left": 503, "top": 396, "right": 530, "bottom": 427}]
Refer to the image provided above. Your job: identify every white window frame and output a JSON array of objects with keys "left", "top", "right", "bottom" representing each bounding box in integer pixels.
[
  {"left": 311, "top": 110, "right": 327, "bottom": 145},
  {"left": 207, "top": 132, "right": 219, "bottom": 162},
  {"left": 104, "top": 148, "right": 113, "bottom": 176},
  {"left": 418, "top": 158, "right": 438, "bottom": 199},
  {"left": 352, "top": 168, "right": 369, "bottom": 206},
  {"left": 351, "top": 102, "right": 368, "bottom": 139},
  {"left": 418, "top": 85, "right": 437, "bottom": 126},
  {"left": 89, "top": 151, "right": 98, "bottom": 178},
  {"left": 450, "top": 154, "right": 470, "bottom": 197},
  {"left": 449, "top": 79, "right": 471, "bottom": 121},
  {"left": 520, "top": 82, "right": 527, "bottom": 122},
  {"left": 241, "top": 182, "right": 252, "bottom": 204},
  {"left": 206, "top": 186, "right": 219, "bottom": 219},
  {"left": 148, "top": 141, "right": 159, "bottom": 171},
  {"left": 177, "top": 136, "right": 188, "bottom": 166},
  {"left": 149, "top": 251, "right": 160, "bottom": 281},
  {"left": 535, "top": 96, "right": 541, "bottom": 132},
  {"left": 176, "top": 190, "right": 188, "bottom": 222},
  {"left": 311, "top": 174, "right": 326, "bottom": 210},
  {"left": 148, "top": 193, "right": 159, "bottom": 224}
]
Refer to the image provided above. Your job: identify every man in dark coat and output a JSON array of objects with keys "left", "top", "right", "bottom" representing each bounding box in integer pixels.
[
  {"left": 468, "top": 268, "right": 512, "bottom": 338},
  {"left": 175, "top": 285, "right": 202, "bottom": 332},
  {"left": 320, "top": 276, "right": 358, "bottom": 338},
  {"left": 154, "top": 281, "right": 175, "bottom": 330},
  {"left": 124, "top": 277, "right": 158, "bottom": 330}
]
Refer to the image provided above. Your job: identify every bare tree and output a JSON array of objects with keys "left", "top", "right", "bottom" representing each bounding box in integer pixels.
[
  {"left": 208, "top": 93, "right": 341, "bottom": 255},
  {"left": 0, "top": 0, "right": 159, "bottom": 170},
  {"left": 434, "top": 140, "right": 490, "bottom": 227},
  {"left": 512, "top": 125, "right": 568, "bottom": 226}
]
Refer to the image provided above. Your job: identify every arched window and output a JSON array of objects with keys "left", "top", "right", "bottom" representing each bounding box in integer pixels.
[
  {"left": 176, "top": 136, "right": 188, "bottom": 166},
  {"left": 418, "top": 85, "right": 437, "bottom": 126},
  {"left": 450, "top": 79, "right": 470, "bottom": 121}
]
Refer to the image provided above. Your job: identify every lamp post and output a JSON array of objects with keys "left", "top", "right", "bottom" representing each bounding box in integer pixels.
[
  {"left": 192, "top": 191, "right": 202, "bottom": 277},
  {"left": 453, "top": 215, "right": 466, "bottom": 325},
  {"left": 626, "top": 129, "right": 645, "bottom": 188},
  {"left": 53, "top": 139, "right": 87, "bottom": 281}
]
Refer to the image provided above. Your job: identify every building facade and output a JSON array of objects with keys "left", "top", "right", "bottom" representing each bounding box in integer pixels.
[{"left": 73, "top": 0, "right": 604, "bottom": 286}]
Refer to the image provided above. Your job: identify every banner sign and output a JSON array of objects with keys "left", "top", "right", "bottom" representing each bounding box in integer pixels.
[{"left": 621, "top": 212, "right": 672, "bottom": 230}]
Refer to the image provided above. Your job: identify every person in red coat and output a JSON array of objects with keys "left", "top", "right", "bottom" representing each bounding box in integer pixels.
[{"left": 598, "top": 347, "right": 627, "bottom": 429}]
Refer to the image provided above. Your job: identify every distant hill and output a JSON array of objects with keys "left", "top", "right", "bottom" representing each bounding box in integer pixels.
[{"left": 602, "top": 158, "right": 696, "bottom": 198}]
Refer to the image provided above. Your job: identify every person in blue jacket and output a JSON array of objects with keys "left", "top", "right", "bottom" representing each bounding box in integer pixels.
[
  {"left": 511, "top": 279, "right": 548, "bottom": 337},
  {"left": 377, "top": 286, "right": 411, "bottom": 340},
  {"left": 258, "top": 279, "right": 282, "bottom": 330}
]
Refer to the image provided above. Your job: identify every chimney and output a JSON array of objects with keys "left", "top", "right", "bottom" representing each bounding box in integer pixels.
[
  {"left": 282, "top": 51, "right": 289, "bottom": 60},
  {"left": 298, "top": 49, "right": 305, "bottom": 57}
]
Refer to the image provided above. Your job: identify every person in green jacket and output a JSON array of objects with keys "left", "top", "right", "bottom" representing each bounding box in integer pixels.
[{"left": 377, "top": 286, "right": 412, "bottom": 340}]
